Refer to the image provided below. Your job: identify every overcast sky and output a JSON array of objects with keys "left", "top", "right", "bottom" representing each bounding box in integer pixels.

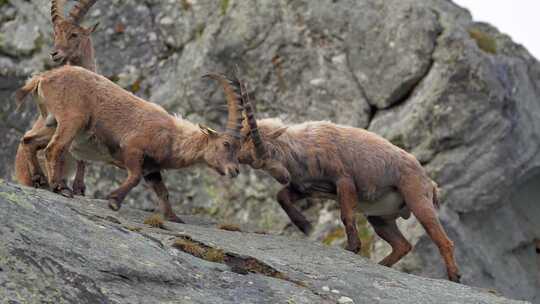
[{"left": 452, "top": 0, "right": 540, "bottom": 60}]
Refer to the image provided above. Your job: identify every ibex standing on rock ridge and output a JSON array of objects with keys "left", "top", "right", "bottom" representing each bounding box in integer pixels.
[
  {"left": 237, "top": 80, "right": 461, "bottom": 282},
  {"left": 15, "top": 0, "right": 100, "bottom": 195},
  {"left": 16, "top": 68, "right": 244, "bottom": 223}
]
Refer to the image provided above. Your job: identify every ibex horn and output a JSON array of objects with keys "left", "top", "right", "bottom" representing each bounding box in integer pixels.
[
  {"left": 69, "top": 0, "right": 99, "bottom": 25},
  {"left": 202, "top": 73, "right": 244, "bottom": 139}
]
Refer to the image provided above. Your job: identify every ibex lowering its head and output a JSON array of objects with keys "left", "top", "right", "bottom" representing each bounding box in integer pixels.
[
  {"left": 16, "top": 67, "right": 244, "bottom": 223},
  {"left": 237, "top": 81, "right": 461, "bottom": 282},
  {"left": 15, "top": 0, "right": 99, "bottom": 195}
]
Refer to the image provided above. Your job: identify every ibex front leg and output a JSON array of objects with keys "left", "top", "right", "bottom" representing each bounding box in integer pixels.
[
  {"left": 336, "top": 178, "right": 361, "bottom": 253},
  {"left": 143, "top": 172, "right": 184, "bottom": 223},
  {"left": 276, "top": 185, "right": 311, "bottom": 234}
]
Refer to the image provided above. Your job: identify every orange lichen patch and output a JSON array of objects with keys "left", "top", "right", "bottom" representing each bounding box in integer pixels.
[
  {"left": 143, "top": 213, "right": 165, "bottom": 229},
  {"left": 217, "top": 223, "right": 242, "bottom": 232},
  {"left": 468, "top": 28, "right": 497, "bottom": 54}
]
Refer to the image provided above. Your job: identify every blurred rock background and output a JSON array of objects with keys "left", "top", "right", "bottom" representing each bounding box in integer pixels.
[{"left": 1, "top": 0, "right": 539, "bottom": 302}]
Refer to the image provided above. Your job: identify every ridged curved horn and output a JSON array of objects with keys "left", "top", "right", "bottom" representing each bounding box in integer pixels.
[
  {"left": 239, "top": 80, "right": 266, "bottom": 158},
  {"left": 68, "top": 0, "right": 99, "bottom": 24},
  {"left": 51, "top": 0, "right": 66, "bottom": 25},
  {"left": 202, "top": 73, "right": 244, "bottom": 139}
]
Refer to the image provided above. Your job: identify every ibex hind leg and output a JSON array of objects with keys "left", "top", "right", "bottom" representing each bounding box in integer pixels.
[
  {"left": 107, "top": 148, "right": 143, "bottom": 211},
  {"left": 20, "top": 118, "right": 55, "bottom": 189},
  {"left": 367, "top": 216, "right": 412, "bottom": 267},
  {"left": 44, "top": 117, "right": 86, "bottom": 198},
  {"left": 399, "top": 177, "right": 461, "bottom": 282}
]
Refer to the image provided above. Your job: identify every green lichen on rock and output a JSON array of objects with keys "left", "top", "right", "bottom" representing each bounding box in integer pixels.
[
  {"left": 220, "top": 0, "right": 229, "bottom": 15},
  {"left": 468, "top": 28, "right": 497, "bottom": 54}
]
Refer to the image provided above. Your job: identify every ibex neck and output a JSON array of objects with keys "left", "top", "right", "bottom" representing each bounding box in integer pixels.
[
  {"left": 167, "top": 123, "right": 207, "bottom": 169},
  {"left": 72, "top": 38, "right": 97, "bottom": 72}
]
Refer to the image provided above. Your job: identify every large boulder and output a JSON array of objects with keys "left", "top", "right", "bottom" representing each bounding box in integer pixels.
[
  {"left": 0, "top": 181, "right": 528, "bottom": 303},
  {"left": 0, "top": 0, "right": 539, "bottom": 302}
]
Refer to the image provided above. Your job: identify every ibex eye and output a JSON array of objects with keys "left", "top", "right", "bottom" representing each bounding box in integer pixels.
[
  {"left": 70, "top": 33, "right": 79, "bottom": 39},
  {"left": 223, "top": 142, "right": 231, "bottom": 149}
]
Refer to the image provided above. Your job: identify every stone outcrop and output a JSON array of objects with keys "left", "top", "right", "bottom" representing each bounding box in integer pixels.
[
  {"left": 0, "top": 181, "right": 528, "bottom": 303},
  {"left": 1, "top": 0, "right": 539, "bottom": 302}
]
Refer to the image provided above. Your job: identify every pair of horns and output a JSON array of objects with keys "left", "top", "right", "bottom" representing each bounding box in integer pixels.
[
  {"left": 202, "top": 73, "right": 244, "bottom": 139},
  {"left": 51, "top": 0, "right": 98, "bottom": 25}
]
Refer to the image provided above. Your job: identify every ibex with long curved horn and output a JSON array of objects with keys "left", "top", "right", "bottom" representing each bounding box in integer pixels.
[
  {"left": 236, "top": 80, "right": 461, "bottom": 282},
  {"left": 16, "top": 67, "right": 243, "bottom": 223},
  {"left": 15, "top": 0, "right": 100, "bottom": 195}
]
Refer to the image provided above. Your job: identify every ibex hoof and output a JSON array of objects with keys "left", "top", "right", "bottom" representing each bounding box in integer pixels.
[
  {"left": 53, "top": 185, "right": 73, "bottom": 198},
  {"left": 346, "top": 244, "right": 361, "bottom": 254},
  {"left": 108, "top": 199, "right": 121, "bottom": 211},
  {"left": 31, "top": 174, "right": 49, "bottom": 189},
  {"left": 298, "top": 222, "right": 313, "bottom": 235},
  {"left": 448, "top": 271, "right": 462, "bottom": 283},
  {"left": 167, "top": 214, "right": 185, "bottom": 224},
  {"left": 72, "top": 184, "right": 86, "bottom": 196}
]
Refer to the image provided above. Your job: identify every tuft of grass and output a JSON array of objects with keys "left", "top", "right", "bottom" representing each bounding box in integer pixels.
[
  {"left": 204, "top": 248, "right": 225, "bottom": 262},
  {"left": 322, "top": 227, "right": 345, "bottom": 246},
  {"left": 143, "top": 213, "right": 165, "bottom": 229},
  {"left": 173, "top": 237, "right": 225, "bottom": 262},
  {"left": 218, "top": 223, "right": 242, "bottom": 232},
  {"left": 468, "top": 28, "right": 497, "bottom": 54},
  {"left": 180, "top": 0, "right": 192, "bottom": 11},
  {"left": 220, "top": 0, "right": 229, "bottom": 15}
]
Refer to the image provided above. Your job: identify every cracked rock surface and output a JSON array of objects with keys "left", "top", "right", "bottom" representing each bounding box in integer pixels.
[
  {"left": 1, "top": 1, "right": 540, "bottom": 302},
  {"left": 0, "top": 181, "right": 528, "bottom": 304}
]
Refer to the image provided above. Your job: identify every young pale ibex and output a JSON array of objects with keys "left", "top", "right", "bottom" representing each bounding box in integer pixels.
[
  {"left": 16, "top": 67, "right": 244, "bottom": 223},
  {"left": 15, "top": 0, "right": 99, "bottom": 195},
  {"left": 237, "top": 81, "right": 461, "bottom": 282}
]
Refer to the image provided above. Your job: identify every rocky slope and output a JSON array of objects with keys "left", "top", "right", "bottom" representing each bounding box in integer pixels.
[
  {"left": 1, "top": 0, "right": 539, "bottom": 302},
  {"left": 0, "top": 181, "right": 528, "bottom": 303}
]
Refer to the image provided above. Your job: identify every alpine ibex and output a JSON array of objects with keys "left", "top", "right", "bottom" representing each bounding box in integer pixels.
[
  {"left": 15, "top": 0, "right": 99, "bottom": 195},
  {"left": 16, "top": 67, "right": 244, "bottom": 223},
  {"left": 237, "top": 81, "right": 461, "bottom": 282}
]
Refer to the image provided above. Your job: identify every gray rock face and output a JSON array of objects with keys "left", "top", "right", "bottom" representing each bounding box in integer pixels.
[
  {"left": 0, "top": 181, "right": 528, "bottom": 303},
  {"left": 1, "top": 0, "right": 540, "bottom": 302}
]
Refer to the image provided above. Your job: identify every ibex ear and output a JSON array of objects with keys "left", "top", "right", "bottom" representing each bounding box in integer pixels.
[
  {"left": 267, "top": 127, "right": 288, "bottom": 140},
  {"left": 86, "top": 22, "right": 100, "bottom": 34},
  {"left": 199, "top": 124, "right": 219, "bottom": 138}
]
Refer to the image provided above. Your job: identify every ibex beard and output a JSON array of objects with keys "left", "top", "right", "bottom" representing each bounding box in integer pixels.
[
  {"left": 16, "top": 66, "right": 244, "bottom": 223},
  {"left": 237, "top": 81, "right": 461, "bottom": 282}
]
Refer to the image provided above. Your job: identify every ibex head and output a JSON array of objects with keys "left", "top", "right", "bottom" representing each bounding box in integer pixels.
[
  {"left": 50, "top": 0, "right": 99, "bottom": 66},
  {"left": 201, "top": 74, "right": 246, "bottom": 178},
  {"left": 237, "top": 81, "right": 291, "bottom": 184}
]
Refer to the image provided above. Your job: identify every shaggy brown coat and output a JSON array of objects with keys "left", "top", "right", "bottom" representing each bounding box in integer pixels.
[
  {"left": 15, "top": 0, "right": 100, "bottom": 194},
  {"left": 238, "top": 85, "right": 460, "bottom": 282},
  {"left": 16, "top": 66, "right": 244, "bottom": 222}
]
